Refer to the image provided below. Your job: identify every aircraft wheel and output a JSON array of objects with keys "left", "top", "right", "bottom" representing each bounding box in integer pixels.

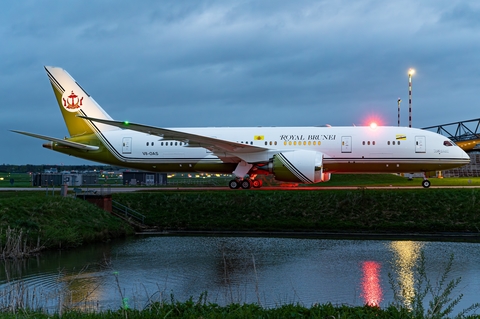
[
  {"left": 422, "top": 180, "right": 431, "bottom": 188},
  {"left": 252, "top": 180, "right": 261, "bottom": 188},
  {"left": 228, "top": 179, "right": 240, "bottom": 189},
  {"left": 241, "top": 179, "right": 251, "bottom": 189}
]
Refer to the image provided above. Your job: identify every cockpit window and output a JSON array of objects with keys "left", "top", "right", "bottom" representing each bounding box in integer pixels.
[{"left": 444, "top": 140, "right": 454, "bottom": 147}]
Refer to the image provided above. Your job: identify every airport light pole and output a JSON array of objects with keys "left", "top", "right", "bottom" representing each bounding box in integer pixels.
[
  {"left": 408, "top": 68, "right": 415, "bottom": 128},
  {"left": 397, "top": 98, "right": 402, "bottom": 127}
]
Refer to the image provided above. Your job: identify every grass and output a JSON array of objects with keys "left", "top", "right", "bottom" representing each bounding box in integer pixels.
[
  {"left": 112, "top": 189, "right": 480, "bottom": 234},
  {"left": 315, "top": 174, "right": 480, "bottom": 187},
  {"left": 5, "top": 172, "right": 480, "bottom": 188},
  {"left": 0, "top": 303, "right": 414, "bottom": 319},
  {"left": 0, "top": 193, "right": 133, "bottom": 251},
  {"left": 0, "top": 173, "right": 34, "bottom": 187},
  {"left": 2, "top": 176, "right": 480, "bottom": 249}
]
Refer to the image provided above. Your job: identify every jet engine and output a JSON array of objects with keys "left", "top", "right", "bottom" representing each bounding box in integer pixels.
[{"left": 265, "top": 150, "right": 329, "bottom": 183}]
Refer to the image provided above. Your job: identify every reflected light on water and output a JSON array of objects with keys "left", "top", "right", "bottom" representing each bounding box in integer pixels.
[
  {"left": 389, "top": 241, "right": 423, "bottom": 309},
  {"left": 361, "top": 261, "right": 382, "bottom": 306}
]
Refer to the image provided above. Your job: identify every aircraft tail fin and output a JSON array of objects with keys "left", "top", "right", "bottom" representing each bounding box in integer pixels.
[{"left": 44, "top": 66, "right": 119, "bottom": 137}]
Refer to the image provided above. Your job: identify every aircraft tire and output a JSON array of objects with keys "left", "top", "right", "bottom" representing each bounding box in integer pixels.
[
  {"left": 422, "top": 180, "right": 431, "bottom": 188},
  {"left": 229, "top": 179, "right": 240, "bottom": 189},
  {"left": 241, "top": 179, "right": 251, "bottom": 189},
  {"left": 252, "top": 180, "right": 261, "bottom": 188}
]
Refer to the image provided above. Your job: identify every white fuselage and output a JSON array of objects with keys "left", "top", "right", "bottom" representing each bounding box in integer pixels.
[{"left": 96, "top": 125, "right": 469, "bottom": 174}]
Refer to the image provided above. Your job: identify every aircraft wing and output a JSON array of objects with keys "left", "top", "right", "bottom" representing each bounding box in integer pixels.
[
  {"left": 78, "top": 116, "right": 268, "bottom": 153},
  {"left": 10, "top": 130, "right": 100, "bottom": 151}
]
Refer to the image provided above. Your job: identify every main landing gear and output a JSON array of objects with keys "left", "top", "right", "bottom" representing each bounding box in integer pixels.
[{"left": 228, "top": 178, "right": 263, "bottom": 189}]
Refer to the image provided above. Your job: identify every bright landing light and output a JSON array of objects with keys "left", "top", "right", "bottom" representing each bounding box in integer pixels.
[{"left": 369, "top": 122, "right": 378, "bottom": 129}]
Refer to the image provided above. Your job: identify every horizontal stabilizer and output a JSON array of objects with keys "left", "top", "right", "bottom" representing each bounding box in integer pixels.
[{"left": 10, "top": 130, "right": 99, "bottom": 151}]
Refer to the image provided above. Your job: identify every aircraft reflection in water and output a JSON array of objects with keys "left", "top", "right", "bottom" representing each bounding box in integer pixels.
[
  {"left": 2, "top": 238, "right": 474, "bottom": 312},
  {"left": 360, "top": 241, "right": 424, "bottom": 308},
  {"left": 389, "top": 241, "right": 424, "bottom": 309},
  {"left": 0, "top": 247, "right": 111, "bottom": 312},
  {"left": 361, "top": 261, "right": 382, "bottom": 306}
]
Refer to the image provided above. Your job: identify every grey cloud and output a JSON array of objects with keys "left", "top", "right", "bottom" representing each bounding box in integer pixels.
[
  {"left": 1, "top": 0, "right": 480, "bottom": 164},
  {"left": 439, "top": 2, "right": 480, "bottom": 29}
]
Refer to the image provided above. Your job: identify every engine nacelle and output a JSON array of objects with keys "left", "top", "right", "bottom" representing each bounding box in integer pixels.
[{"left": 270, "top": 150, "right": 328, "bottom": 184}]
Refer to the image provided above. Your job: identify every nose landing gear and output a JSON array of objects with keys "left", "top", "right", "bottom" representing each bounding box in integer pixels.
[
  {"left": 421, "top": 173, "right": 431, "bottom": 188},
  {"left": 422, "top": 179, "right": 431, "bottom": 188}
]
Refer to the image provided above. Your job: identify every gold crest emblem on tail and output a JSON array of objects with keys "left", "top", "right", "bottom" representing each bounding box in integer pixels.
[{"left": 62, "top": 90, "right": 83, "bottom": 111}]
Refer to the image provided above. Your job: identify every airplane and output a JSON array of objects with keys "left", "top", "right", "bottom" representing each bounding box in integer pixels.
[{"left": 12, "top": 66, "right": 470, "bottom": 189}]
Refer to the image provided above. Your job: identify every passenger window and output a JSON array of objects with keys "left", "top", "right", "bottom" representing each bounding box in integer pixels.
[
  {"left": 146, "top": 142, "right": 149, "bottom": 146},
  {"left": 367, "top": 141, "right": 370, "bottom": 145},
  {"left": 387, "top": 141, "right": 390, "bottom": 145},
  {"left": 373, "top": 141, "right": 375, "bottom": 145}
]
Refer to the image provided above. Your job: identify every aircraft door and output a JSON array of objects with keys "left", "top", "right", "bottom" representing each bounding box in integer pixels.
[
  {"left": 415, "top": 136, "right": 426, "bottom": 153},
  {"left": 122, "top": 137, "right": 132, "bottom": 154},
  {"left": 341, "top": 136, "right": 352, "bottom": 153}
]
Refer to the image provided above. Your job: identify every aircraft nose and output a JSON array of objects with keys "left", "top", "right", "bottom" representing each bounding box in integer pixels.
[{"left": 460, "top": 148, "right": 470, "bottom": 161}]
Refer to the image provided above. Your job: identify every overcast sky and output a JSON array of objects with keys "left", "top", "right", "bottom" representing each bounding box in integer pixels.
[{"left": 1, "top": 0, "right": 480, "bottom": 165}]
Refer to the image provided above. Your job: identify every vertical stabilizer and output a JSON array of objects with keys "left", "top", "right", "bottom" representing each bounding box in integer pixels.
[{"left": 44, "top": 66, "right": 119, "bottom": 137}]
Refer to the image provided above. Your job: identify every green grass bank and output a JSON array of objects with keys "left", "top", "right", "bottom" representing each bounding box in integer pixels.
[
  {"left": 2, "top": 186, "right": 480, "bottom": 252},
  {"left": 0, "top": 192, "right": 133, "bottom": 251},
  {"left": 114, "top": 189, "right": 480, "bottom": 235},
  {"left": 0, "top": 303, "right": 435, "bottom": 319}
]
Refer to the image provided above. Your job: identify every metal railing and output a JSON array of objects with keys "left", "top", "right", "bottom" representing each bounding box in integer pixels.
[{"left": 112, "top": 200, "right": 145, "bottom": 224}]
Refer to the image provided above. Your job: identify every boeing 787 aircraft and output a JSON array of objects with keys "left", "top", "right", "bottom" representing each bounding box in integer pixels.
[{"left": 12, "top": 66, "right": 470, "bottom": 188}]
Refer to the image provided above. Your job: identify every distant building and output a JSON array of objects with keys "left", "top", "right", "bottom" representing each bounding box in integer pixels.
[
  {"left": 443, "top": 153, "right": 480, "bottom": 177},
  {"left": 122, "top": 172, "right": 167, "bottom": 186},
  {"left": 33, "top": 173, "right": 98, "bottom": 186}
]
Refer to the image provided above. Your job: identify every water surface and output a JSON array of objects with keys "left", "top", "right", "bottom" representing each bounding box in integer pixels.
[{"left": 1, "top": 236, "right": 479, "bottom": 313}]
